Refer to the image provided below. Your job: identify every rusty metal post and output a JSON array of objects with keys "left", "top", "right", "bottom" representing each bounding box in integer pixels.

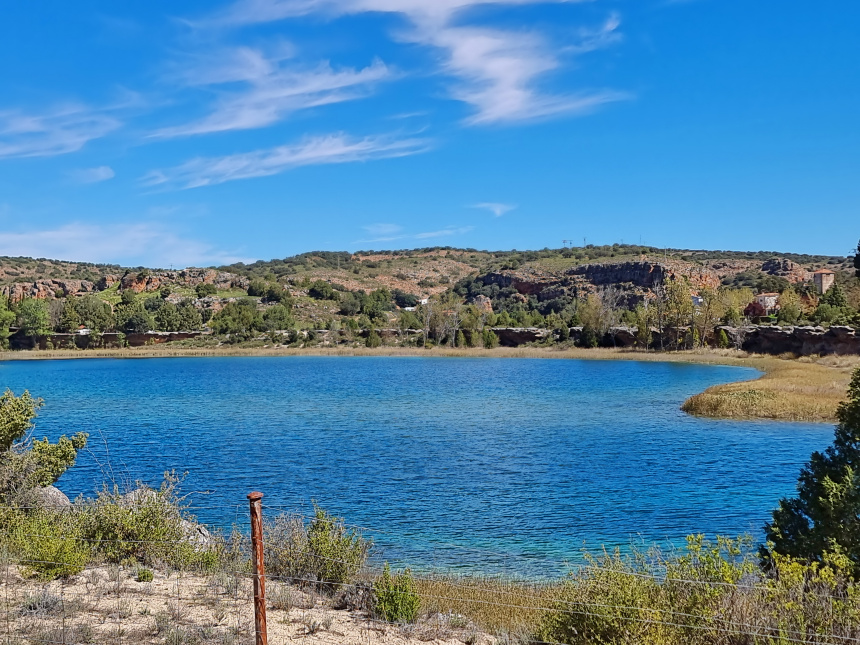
[{"left": 248, "top": 491, "right": 268, "bottom": 645}]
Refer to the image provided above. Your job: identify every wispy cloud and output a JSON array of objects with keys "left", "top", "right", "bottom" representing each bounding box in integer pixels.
[
  {"left": 363, "top": 223, "right": 404, "bottom": 237},
  {"left": 473, "top": 202, "right": 517, "bottom": 217},
  {"left": 356, "top": 224, "right": 474, "bottom": 244},
  {"left": 0, "top": 105, "right": 121, "bottom": 159},
  {"left": 154, "top": 46, "right": 391, "bottom": 137},
  {"left": 143, "top": 132, "right": 431, "bottom": 189},
  {"left": 207, "top": 0, "right": 626, "bottom": 124},
  {"left": 69, "top": 165, "right": 116, "bottom": 184},
  {"left": 0, "top": 222, "right": 248, "bottom": 268}
]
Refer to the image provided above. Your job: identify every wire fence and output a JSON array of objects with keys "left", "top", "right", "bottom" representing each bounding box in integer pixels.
[{"left": 4, "top": 497, "right": 860, "bottom": 645}]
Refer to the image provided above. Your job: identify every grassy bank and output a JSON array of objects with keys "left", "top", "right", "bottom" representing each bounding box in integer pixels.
[{"left": 2, "top": 345, "right": 857, "bottom": 422}]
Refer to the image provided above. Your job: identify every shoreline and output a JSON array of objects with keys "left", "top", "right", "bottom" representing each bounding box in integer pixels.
[{"left": 1, "top": 346, "right": 857, "bottom": 423}]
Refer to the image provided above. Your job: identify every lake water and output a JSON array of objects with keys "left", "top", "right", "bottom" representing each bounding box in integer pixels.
[{"left": 0, "top": 356, "right": 831, "bottom": 577}]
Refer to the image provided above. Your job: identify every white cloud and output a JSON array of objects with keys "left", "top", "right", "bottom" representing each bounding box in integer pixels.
[
  {"left": 363, "top": 223, "right": 404, "bottom": 236},
  {"left": 356, "top": 225, "right": 474, "bottom": 244},
  {"left": 473, "top": 202, "right": 516, "bottom": 216},
  {"left": 143, "top": 132, "right": 430, "bottom": 189},
  {"left": 69, "top": 166, "right": 116, "bottom": 184},
  {"left": 0, "top": 223, "right": 247, "bottom": 268},
  {"left": 0, "top": 105, "right": 121, "bottom": 159},
  {"left": 154, "top": 46, "right": 391, "bottom": 137},
  {"left": 208, "top": 0, "right": 626, "bottom": 124}
]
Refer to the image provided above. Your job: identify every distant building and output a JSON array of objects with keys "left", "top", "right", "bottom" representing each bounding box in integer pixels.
[
  {"left": 813, "top": 268, "right": 836, "bottom": 294},
  {"left": 755, "top": 293, "right": 780, "bottom": 313}
]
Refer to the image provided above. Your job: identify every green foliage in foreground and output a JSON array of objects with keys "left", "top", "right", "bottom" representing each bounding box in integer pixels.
[
  {"left": 0, "top": 476, "right": 224, "bottom": 579},
  {"left": 764, "top": 366, "right": 860, "bottom": 574},
  {"left": 537, "top": 535, "right": 860, "bottom": 645},
  {"left": 264, "top": 504, "right": 371, "bottom": 589},
  {"left": 374, "top": 563, "right": 420, "bottom": 623},
  {"left": 0, "top": 389, "right": 88, "bottom": 501}
]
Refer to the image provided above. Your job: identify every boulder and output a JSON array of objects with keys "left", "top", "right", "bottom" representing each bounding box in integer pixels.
[{"left": 32, "top": 485, "right": 71, "bottom": 509}]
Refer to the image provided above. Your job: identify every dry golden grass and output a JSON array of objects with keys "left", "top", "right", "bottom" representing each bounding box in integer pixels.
[
  {"left": 2, "top": 344, "right": 857, "bottom": 422},
  {"left": 681, "top": 354, "right": 860, "bottom": 422},
  {"left": 415, "top": 575, "right": 562, "bottom": 635}
]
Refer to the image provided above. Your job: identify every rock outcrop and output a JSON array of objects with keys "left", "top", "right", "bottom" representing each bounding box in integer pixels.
[
  {"left": 760, "top": 258, "right": 813, "bottom": 283},
  {"left": 119, "top": 268, "right": 248, "bottom": 293},
  {"left": 722, "top": 325, "right": 860, "bottom": 355},
  {"left": 1, "top": 279, "right": 97, "bottom": 302}
]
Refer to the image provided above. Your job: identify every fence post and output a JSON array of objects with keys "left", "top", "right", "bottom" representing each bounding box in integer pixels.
[{"left": 247, "top": 491, "right": 268, "bottom": 645}]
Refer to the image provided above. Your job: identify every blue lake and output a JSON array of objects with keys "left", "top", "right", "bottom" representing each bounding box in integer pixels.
[{"left": 0, "top": 356, "right": 831, "bottom": 577}]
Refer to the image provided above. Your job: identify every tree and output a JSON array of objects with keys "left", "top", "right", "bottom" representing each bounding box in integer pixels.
[
  {"left": 763, "top": 367, "right": 860, "bottom": 574},
  {"left": 0, "top": 298, "right": 14, "bottom": 349},
  {"left": 0, "top": 389, "right": 88, "bottom": 503},
  {"left": 855, "top": 239, "right": 860, "bottom": 279},
  {"left": 154, "top": 302, "right": 182, "bottom": 332},
  {"left": 209, "top": 299, "right": 264, "bottom": 337},
  {"left": 482, "top": 328, "right": 499, "bottom": 349},
  {"left": 124, "top": 309, "right": 154, "bottom": 334},
  {"left": 777, "top": 289, "right": 802, "bottom": 325},
  {"left": 822, "top": 283, "right": 848, "bottom": 308},
  {"left": 339, "top": 293, "right": 361, "bottom": 316},
  {"left": 262, "top": 304, "right": 295, "bottom": 331},
  {"left": 176, "top": 301, "right": 203, "bottom": 331},
  {"left": 16, "top": 298, "right": 50, "bottom": 343},
  {"left": 196, "top": 283, "right": 217, "bottom": 298},
  {"left": 633, "top": 304, "right": 653, "bottom": 349},
  {"left": 308, "top": 280, "right": 337, "bottom": 300},
  {"left": 57, "top": 299, "right": 81, "bottom": 333},
  {"left": 693, "top": 287, "right": 725, "bottom": 346},
  {"left": 365, "top": 329, "right": 382, "bottom": 348},
  {"left": 75, "top": 295, "right": 114, "bottom": 332}
]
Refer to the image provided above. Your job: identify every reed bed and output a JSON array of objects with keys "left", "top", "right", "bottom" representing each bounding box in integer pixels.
[{"left": 681, "top": 354, "right": 860, "bottom": 422}]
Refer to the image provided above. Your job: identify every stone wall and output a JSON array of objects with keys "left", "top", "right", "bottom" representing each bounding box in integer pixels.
[{"left": 721, "top": 325, "right": 860, "bottom": 356}]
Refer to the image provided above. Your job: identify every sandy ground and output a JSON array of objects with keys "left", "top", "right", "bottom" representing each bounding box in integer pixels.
[{"left": 2, "top": 564, "right": 494, "bottom": 645}]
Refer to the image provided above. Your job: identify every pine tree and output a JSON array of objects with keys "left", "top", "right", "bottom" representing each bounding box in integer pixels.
[
  {"left": 855, "top": 239, "right": 860, "bottom": 279},
  {"left": 763, "top": 367, "right": 860, "bottom": 572}
]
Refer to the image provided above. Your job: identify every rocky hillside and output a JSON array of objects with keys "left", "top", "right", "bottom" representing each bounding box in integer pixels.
[{"left": 0, "top": 245, "right": 853, "bottom": 311}]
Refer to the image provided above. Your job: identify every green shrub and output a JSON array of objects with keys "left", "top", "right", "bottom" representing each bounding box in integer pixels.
[
  {"left": 76, "top": 476, "right": 220, "bottom": 570},
  {"left": 265, "top": 505, "right": 371, "bottom": 590},
  {"left": 716, "top": 328, "right": 730, "bottom": 349},
  {"left": 136, "top": 567, "right": 154, "bottom": 582},
  {"left": 195, "top": 283, "right": 217, "bottom": 298},
  {"left": 482, "top": 329, "right": 499, "bottom": 349},
  {"left": 365, "top": 330, "right": 382, "bottom": 348},
  {"left": 373, "top": 563, "right": 420, "bottom": 623},
  {"left": 6, "top": 509, "right": 90, "bottom": 580}
]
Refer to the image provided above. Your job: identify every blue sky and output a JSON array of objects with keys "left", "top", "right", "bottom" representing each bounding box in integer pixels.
[{"left": 1, "top": 1, "right": 858, "bottom": 267}]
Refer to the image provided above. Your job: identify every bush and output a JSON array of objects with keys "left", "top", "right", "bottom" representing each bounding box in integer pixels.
[
  {"left": 579, "top": 327, "right": 599, "bottom": 348},
  {"left": 5, "top": 509, "right": 90, "bottom": 580},
  {"left": 373, "top": 563, "right": 420, "bottom": 623},
  {"left": 482, "top": 329, "right": 499, "bottom": 349},
  {"left": 195, "top": 283, "right": 217, "bottom": 298},
  {"left": 537, "top": 535, "right": 860, "bottom": 645},
  {"left": 76, "top": 476, "right": 218, "bottom": 570},
  {"left": 308, "top": 281, "right": 337, "bottom": 300},
  {"left": 717, "top": 328, "right": 730, "bottom": 349},
  {"left": 136, "top": 567, "right": 154, "bottom": 582},
  {"left": 366, "top": 330, "right": 382, "bottom": 348},
  {"left": 265, "top": 505, "right": 371, "bottom": 590}
]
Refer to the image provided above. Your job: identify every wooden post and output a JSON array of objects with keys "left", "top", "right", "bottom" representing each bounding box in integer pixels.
[{"left": 248, "top": 491, "right": 268, "bottom": 645}]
